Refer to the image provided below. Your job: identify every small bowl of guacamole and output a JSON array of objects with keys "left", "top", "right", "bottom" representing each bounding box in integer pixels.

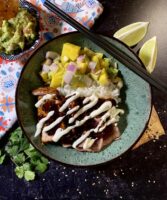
[{"left": 0, "top": 0, "right": 40, "bottom": 60}]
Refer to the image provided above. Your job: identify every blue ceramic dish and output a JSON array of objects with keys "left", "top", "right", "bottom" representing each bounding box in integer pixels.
[{"left": 16, "top": 32, "right": 152, "bottom": 166}]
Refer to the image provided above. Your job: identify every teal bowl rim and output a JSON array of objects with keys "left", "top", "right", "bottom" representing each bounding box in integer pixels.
[{"left": 16, "top": 31, "right": 152, "bottom": 167}]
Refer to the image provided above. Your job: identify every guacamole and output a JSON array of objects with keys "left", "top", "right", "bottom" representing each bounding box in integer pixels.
[{"left": 0, "top": 8, "right": 38, "bottom": 54}]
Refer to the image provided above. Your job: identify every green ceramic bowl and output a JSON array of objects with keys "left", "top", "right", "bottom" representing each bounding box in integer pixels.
[{"left": 16, "top": 32, "right": 151, "bottom": 166}]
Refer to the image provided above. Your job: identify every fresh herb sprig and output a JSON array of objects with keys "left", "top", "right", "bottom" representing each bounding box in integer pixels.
[
  {"left": 0, "top": 127, "right": 49, "bottom": 181},
  {"left": 0, "top": 149, "right": 6, "bottom": 164}
]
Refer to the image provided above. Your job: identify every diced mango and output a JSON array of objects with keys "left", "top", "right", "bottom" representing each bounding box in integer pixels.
[
  {"left": 90, "top": 72, "right": 100, "bottom": 81},
  {"left": 92, "top": 55, "right": 101, "bottom": 71},
  {"left": 61, "top": 55, "right": 69, "bottom": 64},
  {"left": 61, "top": 43, "right": 81, "bottom": 61},
  {"left": 50, "top": 66, "right": 65, "bottom": 88},
  {"left": 77, "top": 62, "right": 88, "bottom": 74},
  {"left": 101, "top": 58, "right": 110, "bottom": 69},
  {"left": 95, "top": 53, "right": 103, "bottom": 59},
  {"left": 98, "top": 68, "right": 110, "bottom": 86},
  {"left": 40, "top": 72, "right": 49, "bottom": 83},
  {"left": 83, "top": 47, "right": 95, "bottom": 57}
]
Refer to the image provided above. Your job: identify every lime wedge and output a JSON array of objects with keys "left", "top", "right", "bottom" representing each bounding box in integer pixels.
[
  {"left": 114, "top": 22, "right": 149, "bottom": 47},
  {"left": 139, "top": 36, "right": 157, "bottom": 73}
]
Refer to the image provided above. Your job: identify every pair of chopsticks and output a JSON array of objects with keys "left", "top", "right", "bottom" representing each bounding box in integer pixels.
[{"left": 44, "top": 0, "right": 167, "bottom": 94}]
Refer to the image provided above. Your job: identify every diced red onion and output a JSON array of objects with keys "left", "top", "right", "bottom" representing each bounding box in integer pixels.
[
  {"left": 49, "top": 63, "right": 58, "bottom": 72},
  {"left": 46, "top": 51, "right": 59, "bottom": 59},
  {"left": 77, "top": 55, "right": 85, "bottom": 63},
  {"left": 89, "top": 61, "right": 97, "bottom": 71},
  {"left": 67, "top": 62, "right": 77, "bottom": 72},
  {"left": 42, "top": 64, "right": 50, "bottom": 73},
  {"left": 64, "top": 71, "right": 74, "bottom": 84}
]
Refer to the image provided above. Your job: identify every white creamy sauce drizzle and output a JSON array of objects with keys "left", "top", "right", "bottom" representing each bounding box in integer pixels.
[
  {"left": 35, "top": 94, "right": 55, "bottom": 108},
  {"left": 66, "top": 106, "right": 80, "bottom": 115},
  {"left": 59, "top": 92, "right": 80, "bottom": 112},
  {"left": 72, "top": 116, "right": 114, "bottom": 149},
  {"left": 72, "top": 132, "right": 91, "bottom": 149},
  {"left": 52, "top": 101, "right": 112, "bottom": 142},
  {"left": 43, "top": 116, "right": 65, "bottom": 133},
  {"left": 34, "top": 111, "right": 54, "bottom": 137},
  {"left": 83, "top": 138, "right": 96, "bottom": 150},
  {"left": 35, "top": 91, "right": 124, "bottom": 149},
  {"left": 69, "top": 94, "right": 98, "bottom": 124}
]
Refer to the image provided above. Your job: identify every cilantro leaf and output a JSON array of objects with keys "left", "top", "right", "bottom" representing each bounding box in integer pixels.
[
  {"left": 4, "top": 127, "right": 49, "bottom": 181},
  {"left": 23, "top": 162, "right": 31, "bottom": 171},
  {"left": 24, "top": 148, "right": 40, "bottom": 158},
  {"left": 5, "top": 145, "right": 18, "bottom": 156},
  {"left": 18, "top": 136, "right": 29, "bottom": 152},
  {"left": 0, "top": 154, "right": 6, "bottom": 164},
  {"left": 40, "top": 156, "right": 48, "bottom": 164},
  {"left": 30, "top": 157, "right": 40, "bottom": 166},
  {"left": 35, "top": 161, "right": 48, "bottom": 173},
  {"left": 15, "top": 166, "right": 24, "bottom": 179},
  {"left": 24, "top": 170, "right": 35, "bottom": 181},
  {"left": 10, "top": 132, "right": 21, "bottom": 145},
  {"left": 13, "top": 153, "right": 25, "bottom": 165}
]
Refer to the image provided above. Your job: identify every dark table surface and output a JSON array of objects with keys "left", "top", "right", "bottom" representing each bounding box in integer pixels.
[{"left": 0, "top": 0, "right": 167, "bottom": 199}]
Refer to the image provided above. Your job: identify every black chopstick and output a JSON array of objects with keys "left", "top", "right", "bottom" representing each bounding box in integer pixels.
[{"left": 44, "top": 0, "right": 167, "bottom": 94}]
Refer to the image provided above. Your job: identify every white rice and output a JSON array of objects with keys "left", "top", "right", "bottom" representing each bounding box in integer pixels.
[{"left": 58, "top": 83, "right": 121, "bottom": 102}]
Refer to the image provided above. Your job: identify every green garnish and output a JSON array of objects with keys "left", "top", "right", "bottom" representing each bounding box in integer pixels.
[
  {"left": 0, "top": 127, "right": 49, "bottom": 181},
  {"left": 0, "top": 150, "right": 6, "bottom": 164}
]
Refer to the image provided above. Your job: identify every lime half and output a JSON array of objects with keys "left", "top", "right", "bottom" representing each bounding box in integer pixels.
[
  {"left": 139, "top": 36, "right": 157, "bottom": 73},
  {"left": 114, "top": 22, "right": 149, "bottom": 47}
]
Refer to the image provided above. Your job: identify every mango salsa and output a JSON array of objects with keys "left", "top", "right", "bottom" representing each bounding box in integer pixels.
[
  {"left": 61, "top": 43, "right": 81, "bottom": 61},
  {"left": 50, "top": 64, "right": 65, "bottom": 88},
  {"left": 98, "top": 68, "right": 110, "bottom": 86},
  {"left": 77, "top": 62, "right": 88, "bottom": 74},
  {"left": 39, "top": 43, "right": 122, "bottom": 89}
]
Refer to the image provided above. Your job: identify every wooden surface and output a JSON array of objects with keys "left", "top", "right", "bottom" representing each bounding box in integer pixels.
[{"left": 133, "top": 106, "right": 165, "bottom": 149}]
